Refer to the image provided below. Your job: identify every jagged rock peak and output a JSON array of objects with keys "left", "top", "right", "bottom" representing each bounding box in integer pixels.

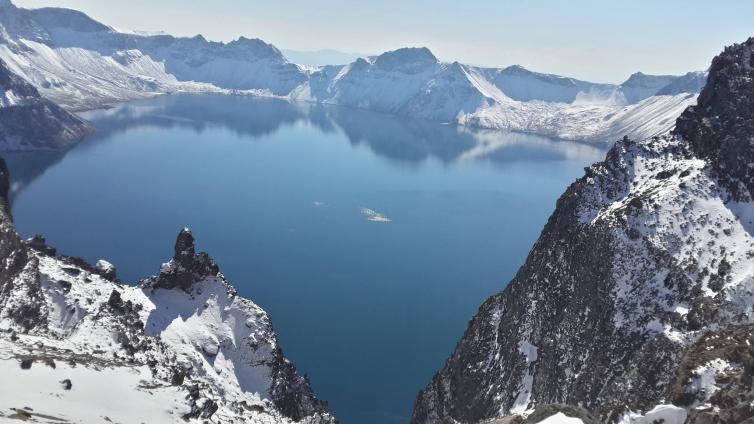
[
  {"left": 174, "top": 227, "right": 196, "bottom": 268},
  {"left": 0, "top": 157, "right": 10, "bottom": 207},
  {"left": 675, "top": 37, "right": 754, "bottom": 200},
  {"left": 143, "top": 228, "right": 219, "bottom": 292}
]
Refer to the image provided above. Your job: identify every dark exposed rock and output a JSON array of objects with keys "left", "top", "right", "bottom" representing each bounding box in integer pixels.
[
  {"left": 57, "top": 280, "right": 71, "bottom": 293},
  {"left": 668, "top": 325, "right": 754, "bottom": 421},
  {"left": 0, "top": 158, "right": 38, "bottom": 331},
  {"left": 675, "top": 37, "right": 754, "bottom": 201},
  {"left": 19, "top": 358, "right": 32, "bottom": 369},
  {"left": 25, "top": 235, "right": 56, "bottom": 256},
  {"left": 0, "top": 59, "right": 94, "bottom": 150},
  {"left": 142, "top": 228, "right": 219, "bottom": 292},
  {"left": 490, "top": 417, "right": 524, "bottom": 424},
  {"left": 61, "top": 267, "right": 81, "bottom": 276},
  {"left": 170, "top": 368, "right": 186, "bottom": 386},
  {"left": 60, "top": 379, "right": 71, "bottom": 390},
  {"left": 182, "top": 398, "right": 219, "bottom": 420},
  {"left": 270, "top": 352, "right": 332, "bottom": 421},
  {"left": 7, "top": 408, "right": 32, "bottom": 420},
  {"left": 107, "top": 290, "right": 124, "bottom": 312}
]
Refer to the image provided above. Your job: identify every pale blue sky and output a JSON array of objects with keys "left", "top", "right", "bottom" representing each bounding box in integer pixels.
[{"left": 14, "top": 0, "right": 754, "bottom": 83}]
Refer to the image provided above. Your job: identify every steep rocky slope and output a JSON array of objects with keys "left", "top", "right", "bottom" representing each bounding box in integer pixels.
[
  {"left": 0, "top": 57, "right": 92, "bottom": 150},
  {"left": 413, "top": 38, "right": 754, "bottom": 424},
  {"left": 0, "top": 159, "right": 335, "bottom": 423}
]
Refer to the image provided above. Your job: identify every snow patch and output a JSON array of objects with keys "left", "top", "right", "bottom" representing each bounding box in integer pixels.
[
  {"left": 518, "top": 340, "right": 538, "bottom": 363},
  {"left": 536, "top": 412, "right": 585, "bottom": 424},
  {"left": 618, "top": 404, "right": 687, "bottom": 424}
]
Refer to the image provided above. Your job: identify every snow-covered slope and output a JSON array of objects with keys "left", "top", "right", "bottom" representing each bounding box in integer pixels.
[
  {"left": 0, "top": 57, "right": 92, "bottom": 149},
  {"left": 412, "top": 37, "right": 754, "bottom": 424},
  {"left": 290, "top": 47, "right": 703, "bottom": 142},
  {"left": 0, "top": 160, "right": 335, "bottom": 422},
  {"left": 480, "top": 65, "right": 616, "bottom": 103}
]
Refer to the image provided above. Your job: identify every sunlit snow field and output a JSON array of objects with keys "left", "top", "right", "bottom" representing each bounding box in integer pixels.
[{"left": 6, "top": 94, "right": 606, "bottom": 424}]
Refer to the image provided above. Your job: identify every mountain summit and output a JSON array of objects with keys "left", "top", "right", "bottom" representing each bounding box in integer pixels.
[
  {"left": 676, "top": 37, "right": 754, "bottom": 201},
  {"left": 373, "top": 47, "right": 439, "bottom": 72}
]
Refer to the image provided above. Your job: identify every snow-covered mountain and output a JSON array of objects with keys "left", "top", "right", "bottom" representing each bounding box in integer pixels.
[
  {"left": 0, "top": 0, "right": 303, "bottom": 109},
  {"left": 0, "top": 56, "right": 92, "bottom": 149},
  {"left": 0, "top": 0, "right": 705, "bottom": 143},
  {"left": 412, "top": 37, "right": 754, "bottom": 424},
  {"left": 0, "top": 159, "right": 335, "bottom": 422},
  {"left": 290, "top": 47, "right": 703, "bottom": 142}
]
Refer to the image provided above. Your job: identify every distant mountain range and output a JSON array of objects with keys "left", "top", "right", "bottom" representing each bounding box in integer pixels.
[{"left": 0, "top": 0, "right": 706, "bottom": 146}]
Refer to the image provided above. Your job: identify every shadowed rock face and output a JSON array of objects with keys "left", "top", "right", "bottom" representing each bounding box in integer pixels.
[
  {"left": 676, "top": 37, "right": 754, "bottom": 201},
  {"left": 0, "top": 157, "right": 41, "bottom": 331},
  {"left": 413, "top": 38, "right": 754, "bottom": 424},
  {"left": 0, "top": 59, "right": 93, "bottom": 150}
]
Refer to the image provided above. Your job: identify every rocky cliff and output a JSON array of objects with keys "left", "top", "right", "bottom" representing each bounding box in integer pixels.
[
  {"left": 413, "top": 38, "right": 754, "bottom": 424},
  {"left": 0, "top": 58, "right": 92, "bottom": 150},
  {"left": 0, "top": 159, "right": 335, "bottom": 423}
]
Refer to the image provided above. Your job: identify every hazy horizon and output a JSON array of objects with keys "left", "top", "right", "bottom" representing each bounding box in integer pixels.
[{"left": 13, "top": 0, "right": 754, "bottom": 83}]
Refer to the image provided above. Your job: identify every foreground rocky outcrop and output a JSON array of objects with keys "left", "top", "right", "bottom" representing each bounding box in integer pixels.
[
  {"left": 0, "top": 58, "right": 93, "bottom": 150},
  {"left": 0, "top": 159, "right": 335, "bottom": 422},
  {"left": 413, "top": 38, "right": 754, "bottom": 424}
]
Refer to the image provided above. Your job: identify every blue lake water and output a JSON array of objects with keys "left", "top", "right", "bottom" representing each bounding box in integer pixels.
[{"left": 4, "top": 94, "right": 605, "bottom": 424}]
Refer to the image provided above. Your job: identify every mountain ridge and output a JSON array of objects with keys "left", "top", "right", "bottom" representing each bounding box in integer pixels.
[{"left": 0, "top": 0, "right": 706, "bottom": 144}]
